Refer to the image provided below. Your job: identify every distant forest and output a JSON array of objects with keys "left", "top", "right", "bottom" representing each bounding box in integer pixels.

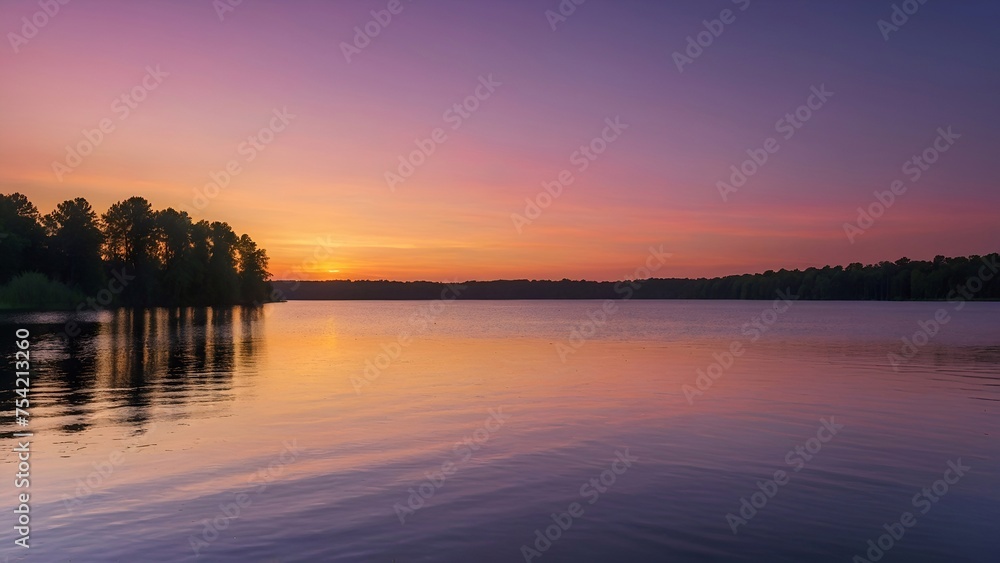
[
  {"left": 3, "top": 190, "right": 996, "bottom": 308},
  {"left": 0, "top": 193, "right": 272, "bottom": 309},
  {"left": 274, "top": 254, "right": 1000, "bottom": 301}
]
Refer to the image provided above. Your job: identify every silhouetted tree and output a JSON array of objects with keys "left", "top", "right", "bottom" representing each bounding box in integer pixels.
[
  {"left": 1, "top": 192, "right": 996, "bottom": 307},
  {"left": 273, "top": 253, "right": 1000, "bottom": 302},
  {"left": 206, "top": 221, "right": 240, "bottom": 305},
  {"left": 1, "top": 192, "right": 275, "bottom": 309},
  {"left": 0, "top": 193, "right": 46, "bottom": 283},
  {"left": 44, "top": 198, "right": 105, "bottom": 293},
  {"left": 102, "top": 197, "right": 159, "bottom": 305},
  {"left": 189, "top": 220, "right": 212, "bottom": 305},
  {"left": 235, "top": 234, "right": 271, "bottom": 304},
  {"left": 155, "top": 208, "right": 196, "bottom": 305}
]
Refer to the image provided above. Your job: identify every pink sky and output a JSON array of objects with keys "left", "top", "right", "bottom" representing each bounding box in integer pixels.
[{"left": 2, "top": 0, "right": 997, "bottom": 281}]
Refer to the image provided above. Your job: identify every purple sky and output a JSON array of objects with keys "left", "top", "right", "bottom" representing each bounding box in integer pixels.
[{"left": 2, "top": 0, "right": 998, "bottom": 280}]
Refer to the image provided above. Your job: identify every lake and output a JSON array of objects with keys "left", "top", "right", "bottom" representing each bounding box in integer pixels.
[{"left": 1, "top": 300, "right": 998, "bottom": 562}]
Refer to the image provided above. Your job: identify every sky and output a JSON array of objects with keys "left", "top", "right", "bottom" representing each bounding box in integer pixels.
[{"left": 1, "top": 0, "right": 998, "bottom": 282}]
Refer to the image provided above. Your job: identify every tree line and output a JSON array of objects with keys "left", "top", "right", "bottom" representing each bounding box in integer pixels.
[
  {"left": 273, "top": 254, "right": 1000, "bottom": 301},
  {"left": 0, "top": 193, "right": 272, "bottom": 309}
]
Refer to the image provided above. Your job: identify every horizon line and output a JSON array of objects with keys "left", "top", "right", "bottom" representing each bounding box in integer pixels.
[{"left": 273, "top": 251, "right": 998, "bottom": 285}]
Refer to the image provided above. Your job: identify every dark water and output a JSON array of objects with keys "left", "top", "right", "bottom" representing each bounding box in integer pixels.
[{"left": 0, "top": 301, "right": 998, "bottom": 562}]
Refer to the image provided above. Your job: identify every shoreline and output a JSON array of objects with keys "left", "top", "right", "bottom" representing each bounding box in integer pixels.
[{"left": 4, "top": 297, "right": 999, "bottom": 313}]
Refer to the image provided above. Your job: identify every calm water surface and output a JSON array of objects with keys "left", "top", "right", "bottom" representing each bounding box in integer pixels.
[{"left": 0, "top": 301, "right": 998, "bottom": 562}]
